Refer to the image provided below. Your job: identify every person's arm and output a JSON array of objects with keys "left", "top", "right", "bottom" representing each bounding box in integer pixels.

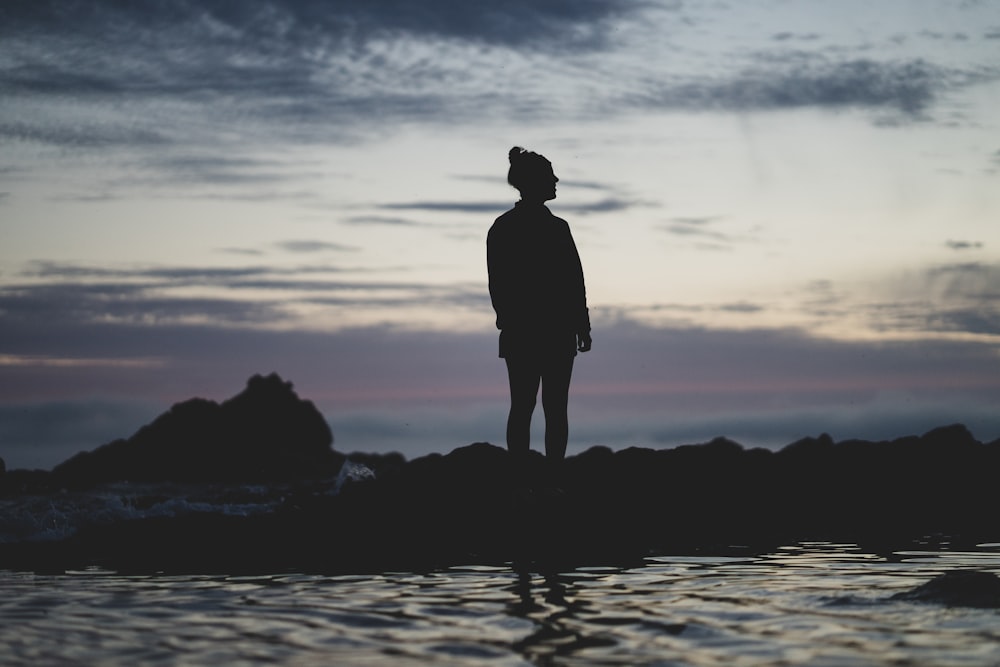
[
  {"left": 565, "top": 223, "right": 592, "bottom": 352},
  {"left": 487, "top": 225, "right": 509, "bottom": 330}
]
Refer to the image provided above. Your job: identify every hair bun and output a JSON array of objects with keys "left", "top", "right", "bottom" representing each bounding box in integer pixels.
[{"left": 508, "top": 146, "right": 525, "bottom": 163}]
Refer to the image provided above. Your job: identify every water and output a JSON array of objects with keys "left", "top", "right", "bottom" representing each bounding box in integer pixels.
[{"left": 3, "top": 543, "right": 1000, "bottom": 666}]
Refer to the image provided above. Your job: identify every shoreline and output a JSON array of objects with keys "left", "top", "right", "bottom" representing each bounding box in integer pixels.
[{"left": 2, "top": 374, "right": 998, "bottom": 574}]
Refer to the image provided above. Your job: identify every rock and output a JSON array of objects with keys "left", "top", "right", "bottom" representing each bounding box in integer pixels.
[
  {"left": 3, "top": 403, "right": 999, "bottom": 572},
  {"left": 51, "top": 373, "right": 342, "bottom": 486},
  {"left": 892, "top": 570, "right": 1000, "bottom": 608},
  {"left": 779, "top": 433, "right": 835, "bottom": 458},
  {"left": 920, "top": 423, "right": 979, "bottom": 450}
]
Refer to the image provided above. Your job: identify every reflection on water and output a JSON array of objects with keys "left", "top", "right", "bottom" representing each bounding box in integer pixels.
[
  {"left": 2, "top": 543, "right": 1000, "bottom": 666},
  {"left": 508, "top": 572, "right": 620, "bottom": 664}
]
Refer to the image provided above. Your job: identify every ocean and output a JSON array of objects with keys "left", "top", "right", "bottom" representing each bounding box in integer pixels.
[{"left": 3, "top": 542, "right": 1000, "bottom": 666}]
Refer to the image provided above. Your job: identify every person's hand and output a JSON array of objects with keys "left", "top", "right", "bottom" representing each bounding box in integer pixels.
[{"left": 577, "top": 331, "right": 592, "bottom": 353}]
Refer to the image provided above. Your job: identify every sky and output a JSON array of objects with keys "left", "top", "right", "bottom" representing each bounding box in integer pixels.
[{"left": 1, "top": 0, "right": 999, "bottom": 470}]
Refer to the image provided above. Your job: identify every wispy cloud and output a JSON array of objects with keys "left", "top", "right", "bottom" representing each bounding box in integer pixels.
[
  {"left": 657, "top": 215, "right": 762, "bottom": 251},
  {"left": 812, "top": 263, "right": 1000, "bottom": 339},
  {"left": 558, "top": 198, "right": 643, "bottom": 215},
  {"left": 0, "top": 282, "right": 289, "bottom": 328},
  {"left": 217, "top": 247, "right": 265, "bottom": 257},
  {"left": 23, "top": 262, "right": 285, "bottom": 283},
  {"left": 276, "top": 240, "right": 359, "bottom": 254},
  {"left": 770, "top": 32, "right": 821, "bottom": 43},
  {"left": 628, "top": 56, "right": 989, "bottom": 119},
  {"left": 0, "top": 354, "right": 163, "bottom": 369},
  {"left": 380, "top": 201, "right": 512, "bottom": 214},
  {"left": 136, "top": 155, "right": 327, "bottom": 187},
  {"left": 661, "top": 216, "right": 729, "bottom": 240},
  {"left": 0, "top": 119, "right": 171, "bottom": 149},
  {"left": 946, "top": 239, "right": 984, "bottom": 251},
  {"left": 0, "top": 0, "right": 647, "bottom": 155},
  {"left": 3, "top": 312, "right": 999, "bottom": 469},
  {"left": 343, "top": 215, "right": 425, "bottom": 227},
  {"left": 0, "top": 1, "right": 643, "bottom": 52},
  {"left": 381, "top": 197, "right": 642, "bottom": 216},
  {"left": 451, "top": 175, "right": 627, "bottom": 193},
  {"left": 3, "top": 0, "right": 993, "bottom": 194},
  {"left": 2, "top": 260, "right": 491, "bottom": 333}
]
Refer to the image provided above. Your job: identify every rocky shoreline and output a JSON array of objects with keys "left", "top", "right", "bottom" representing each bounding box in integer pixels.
[{"left": 2, "top": 374, "right": 998, "bottom": 574}]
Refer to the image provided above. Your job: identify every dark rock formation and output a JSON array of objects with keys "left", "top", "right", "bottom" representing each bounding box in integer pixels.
[
  {"left": 50, "top": 373, "right": 342, "bottom": 486},
  {"left": 1, "top": 373, "right": 998, "bottom": 574},
  {"left": 892, "top": 570, "right": 1000, "bottom": 608}
]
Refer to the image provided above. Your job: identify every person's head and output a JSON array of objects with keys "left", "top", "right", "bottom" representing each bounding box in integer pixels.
[{"left": 508, "top": 146, "right": 558, "bottom": 203}]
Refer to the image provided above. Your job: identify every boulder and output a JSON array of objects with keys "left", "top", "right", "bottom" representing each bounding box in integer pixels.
[
  {"left": 892, "top": 570, "right": 1000, "bottom": 608},
  {"left": 52, "top": 373, "right": 342, "bottom": 486}
]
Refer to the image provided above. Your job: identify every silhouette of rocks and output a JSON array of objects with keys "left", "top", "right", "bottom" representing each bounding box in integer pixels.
[
  {"left": 1, "top": 372, "right": 998, "bottom": 572},
  {"left": 892, "top": 570, "right": 1000, "bottom": 608},
  {"left": 253, "top": 425, "right": 999, "bottom": 573},
  {"left": 50, "top": 373, "right": 342, "bottom": 486}
]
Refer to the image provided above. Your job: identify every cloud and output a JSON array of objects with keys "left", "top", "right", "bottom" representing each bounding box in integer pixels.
[
  {"left": 3, "top": 263, "right": 291, "bottom": 330},
  {"left": 926, "top": 262, "right": 1000, "bottom": 295},
  {"left": 860, "top": 262, "right": 1000, "bottom": 337},
  {"left": 0, "top": 282, "right": 289, "bottom": 329},
  {"left": 276, "top": 240, "right": 359, "bottom": 254},
  {"left": 920, "top": 30, "right": 971, "bottom": 42},
  {"left": 343, "top": 215, "right": 425, "bottom": 227},
  {"left": 1, "top": 260, "right": 493, "bottom": 336},
  {"left": 380, "top": 201, "right": 513, "bottom": 214},
  {"left": 0, "top": 0, "right": 644, "bottom": 150},
  {"left": 136, "top": 155, "right": 326, "bottom": 187},
  {"left": 24, "top": 261, "right": 277, "bottom": 283},
  {"left": 657, "top": 215, "right": 761, "bottom": 251},
  {"left": 12, "top": 257, "right": 1000, "bottom": 348},
  {"left": 381, "top": 197, "right": 641, "bottom": 215},
  {"left": 946, "top": 240, "right": 984, "bottom": 250},
  {"left": 545, "top": 178, "right": 621, "bottom": 192},
  {"left": 1, "top": 0, "right": 641, "bottom": 51},
  {"left": 669, "top": 216, "right": 723, "bottom": 226},
  {"left": 716, "top": 302, "right": 764, "bottom": 314},
  {"left": 771, "top": 32, "right": 821, "bottom": 43},
  {"left": 557, "top": 198, "right": 642, "bottom": 215},
  {"left": 4, "top": 0, "right": 992, "bottom": 181},
  {"left": 0, "top": 354, "right": 163, "bottom": 369},
  {"left": 0, "top": 119, "right": 170, "bottom": 148},
  {"left": 631, "top": 57, "right": 964, "bottom": 117},
  {"left": 454, "top": 175, "right": 626, "bottom": 194},
  {"left": 2, "top": 314, "right": 999, "bottom": 469},
  {"left": 217, "top": 247, "right": 265, "bottom": 257},
  {"left": 21, "top": 260, "right": 370, "bottom": 282},
  {"left": 661, "top": 216, "right": 729, "bottom": 240}
]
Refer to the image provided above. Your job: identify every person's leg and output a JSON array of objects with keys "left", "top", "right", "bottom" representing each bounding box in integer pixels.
[
  {"left": 505, "top": 357, "right": 541, "bottom": 474},
  {"left": 541, "top": 354, "right": 574, "bottom": 464}
]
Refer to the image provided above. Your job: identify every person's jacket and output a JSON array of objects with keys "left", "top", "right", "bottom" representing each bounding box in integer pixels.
[{"left": 487, "top": 201, "right": 590, "bottom": 358}]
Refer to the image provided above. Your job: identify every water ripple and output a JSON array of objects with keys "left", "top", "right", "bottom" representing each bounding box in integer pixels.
[{"left": 2, "top": 543, "right": 1000, "bottom": 666}]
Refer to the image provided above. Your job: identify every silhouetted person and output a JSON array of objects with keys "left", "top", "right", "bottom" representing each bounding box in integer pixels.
[{"left": 488, "top": 147, "right": 592, "bottom": 487}]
